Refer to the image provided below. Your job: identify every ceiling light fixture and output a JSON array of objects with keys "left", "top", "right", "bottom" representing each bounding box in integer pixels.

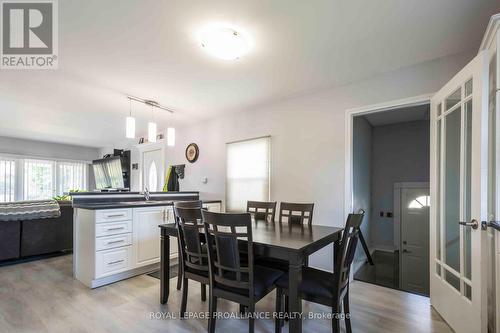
[
  {"left": 148, "top": 104, "right": 157, "bottom": 143},
  {"left": 200, "top": 24, "right": 251, "bottom": 60},
  {"left": 125, "top": 98, "right": 136, "bottom": 139},
  {"left": 125, "top": 96, "right": 175, "bottom": 146},
  {"left": 167, "top": 127, "right": 175, "bottom": 147}
]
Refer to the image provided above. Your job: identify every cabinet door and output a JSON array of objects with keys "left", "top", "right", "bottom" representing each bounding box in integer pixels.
[
  {"left": 165, "top": 207, "right": 178, "bottom": 256},
  {"left": 203, "top": 202, "right": 221, "bottom": 213},
  {"left": 133, "top": 207, "right": 163, "bottom": 267}
]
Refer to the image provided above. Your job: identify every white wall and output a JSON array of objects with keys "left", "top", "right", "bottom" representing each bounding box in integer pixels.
[
  {"left": 0, "top": 136, "right": 101, "bottom": 192},
  {"left": 352, "top": 117, "right": 372, "bottom": 270},
  {"left": 165, "top": 51, "right": 474, "bottom": 270},
  {"left": 0, "top": 136, "right": 99, "bottom": 161}
]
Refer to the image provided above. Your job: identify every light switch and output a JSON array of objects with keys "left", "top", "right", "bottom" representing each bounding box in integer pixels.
[{"left": 202, "top": 177, "right": 208, "bottom": 184}]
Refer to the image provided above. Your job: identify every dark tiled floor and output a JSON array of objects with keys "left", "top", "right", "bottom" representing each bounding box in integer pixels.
[{"left": 354, "top": 250, "right": 399, "bottom": 290}]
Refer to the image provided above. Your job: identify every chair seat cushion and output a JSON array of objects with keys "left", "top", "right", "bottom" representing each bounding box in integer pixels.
[
  {"left": 275, "top": 267, "right": 336, "bottom": 300},
  {"left": 216, "top": 265, "right": 284, "bottom": 299}
]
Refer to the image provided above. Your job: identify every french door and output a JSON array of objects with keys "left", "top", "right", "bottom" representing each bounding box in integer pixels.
[{"left": 430, "top": 51, "right": 489, "bottom": 333}]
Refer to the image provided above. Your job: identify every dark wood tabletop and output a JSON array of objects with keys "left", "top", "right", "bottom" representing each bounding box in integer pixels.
[{"left": 158, "top": 220, "right": 343, "bottom": 333}]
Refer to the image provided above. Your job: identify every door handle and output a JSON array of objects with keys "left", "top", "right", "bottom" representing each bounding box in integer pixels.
[
  {"left": 459, "top": 219, "right": 478, "bottom": 230},
  {"left": 402, "top": 249, "right": 411, "bottom": 253}
]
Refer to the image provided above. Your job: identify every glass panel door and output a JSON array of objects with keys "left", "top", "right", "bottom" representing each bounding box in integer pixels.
[{"left": 430, "top": 52, "right": 488, "bottom": 333}]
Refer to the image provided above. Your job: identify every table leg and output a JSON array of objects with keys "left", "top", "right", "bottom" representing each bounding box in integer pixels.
[
  {"left": 160, "top": 232, "right": 170, "bottom": 304},
  {"left": 288, "top": 257, "right": 303, "bottom": 333}
]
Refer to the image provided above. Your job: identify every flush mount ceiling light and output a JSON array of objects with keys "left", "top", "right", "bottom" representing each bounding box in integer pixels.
[{"left": 200, "top": 24, "right": 251, "bottom": 60}]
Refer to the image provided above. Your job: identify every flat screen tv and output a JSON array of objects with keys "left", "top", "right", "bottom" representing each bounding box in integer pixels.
[{"left": 92, "top": 157, "right": 126, "bottom": 190}]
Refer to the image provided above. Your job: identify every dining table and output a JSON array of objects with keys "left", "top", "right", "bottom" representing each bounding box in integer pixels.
[{"left": 158, "top": 219, "right": 343, "bottom": 333}]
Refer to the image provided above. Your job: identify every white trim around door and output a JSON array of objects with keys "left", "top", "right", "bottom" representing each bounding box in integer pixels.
[{"left": 344, "top": 93, "right": 433, "bottom": 219}]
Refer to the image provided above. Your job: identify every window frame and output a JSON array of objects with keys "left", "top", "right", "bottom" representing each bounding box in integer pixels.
[{"left": 0, "top": 153, "right": 90, "bottom": 202}]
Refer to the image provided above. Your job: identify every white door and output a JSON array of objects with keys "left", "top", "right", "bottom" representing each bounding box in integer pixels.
[
  {"left": 142, "top": 149, "right": 163, "bottom": 191},
  {"left": 133, "top": 207, "right": 163, "bottom": 267},
  {"left": 430, "top": 51, "right": 489, "bottom": 333},
  {"left": 401, "top": 187, "right": 430, "bottom": 295}
]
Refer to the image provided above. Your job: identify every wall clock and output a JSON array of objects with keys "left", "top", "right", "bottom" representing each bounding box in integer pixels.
[{"left": 185, "top": 143, "right": 199, "bottom": 163}]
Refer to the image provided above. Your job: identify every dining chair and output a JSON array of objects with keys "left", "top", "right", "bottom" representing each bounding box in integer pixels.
[
  {"left": 173, "top": 201, "right": 203, "bottom": 291},
  {"left": 278, "top": 202, "right": 314, "bottom": 227},
  {"left": 258, "top": 202, "right": 315, "bottom": 271},
  {"left": 174, "top": 206, "right": 209, "bottom": 316},
  {"left": 246, "top": 201, "right": 277, "bottom": 223},
  {"left": 202, "top": 210, "right": 284, "bottom": 333},
  {"left": 274, "top": 212, "right": 365, "bottom": 333}
]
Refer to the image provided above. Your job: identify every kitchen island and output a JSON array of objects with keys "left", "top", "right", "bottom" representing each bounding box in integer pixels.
[{"left": 71, "top": 192, "right": 221, "bottom": 288}]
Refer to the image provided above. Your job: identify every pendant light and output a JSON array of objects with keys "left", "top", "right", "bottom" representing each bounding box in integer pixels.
[
  {"left": 167, "top": 127, "right": 175, "bottom": 146},
  {"left": 125, "top": 98, "right": 136, "bottom": 139},
  {"left": 148, "top": 104, "right": 157, "bottom": 143}
]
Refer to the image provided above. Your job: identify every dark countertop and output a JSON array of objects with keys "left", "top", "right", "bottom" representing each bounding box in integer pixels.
[
  {"left": 69, "top": 191, "right": 199, "bottom": 196},
  {"left": 73, "top": 199, "right": 222, "bottom": 210}
]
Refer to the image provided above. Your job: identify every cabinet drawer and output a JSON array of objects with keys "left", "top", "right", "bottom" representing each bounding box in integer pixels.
[
  {"left": 96, "top": 233, "right": 132, "bottom": 251},
  {"left": 96, "top": 209, "right": 132, "bottom": 223},
  {"left": 95, "top": 246, "right": 132, "bottom": 278},
  {"left": 96, "top": 220, "right": 132, "bottom": 237}
]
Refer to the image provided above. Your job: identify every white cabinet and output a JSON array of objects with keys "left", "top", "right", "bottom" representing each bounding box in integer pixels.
[
  {"left": 75, "top": 205, "right": 175, "bottom": 288},
  {"left": 203, "top": 202, "right": 222, "bottom": 212},
  {"left": 74, "top": 202, "right": 221, "bottom": 288},
  {"left": 164, "top": 206, "right": 178, "bottom": 256},
  {"left": 133, "top": 207, "right": 164, "bottom": 267},
  {"left": 95, "top": 246, "right": 132, "bottom": 278}
]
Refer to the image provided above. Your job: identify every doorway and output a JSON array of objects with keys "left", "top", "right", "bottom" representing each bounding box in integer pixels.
[
  {"left": 141, "top": 145, "right": 165, "bottom": 192},
  {"left": 347, "top": 97, "right": 432, "bottom": 296}
]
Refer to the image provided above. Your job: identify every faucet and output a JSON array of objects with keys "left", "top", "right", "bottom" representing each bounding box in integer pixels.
[{"left": 143, "top": 187, "right": 151, "bottom": 201}]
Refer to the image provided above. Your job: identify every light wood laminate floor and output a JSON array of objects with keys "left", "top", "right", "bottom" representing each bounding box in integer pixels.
[{"left": 0, "top": 255, "right": 453, "bottom": 333}]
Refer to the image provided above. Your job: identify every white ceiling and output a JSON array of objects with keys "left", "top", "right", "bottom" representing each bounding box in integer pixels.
[
  {"left": 363, "top": 104, "right": 430, "bottom": 127},
  {"left": 0, "top": 0, "right": 498, "bottom": 148}
]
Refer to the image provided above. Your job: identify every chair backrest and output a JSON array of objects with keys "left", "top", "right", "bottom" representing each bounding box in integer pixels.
[
  {"left": 173, "top": 200, "right": 202, "bottom": 225},
  {"left": 202, "top": 210, "right": 254, "bottom": 300},
  {"left": 333, "top": 213, "right": 365, "bottom": 297},
  {"left": 174, "top": 200, "right": 203, "bottom": 209},
  {"left": 278, "top": 202, "right": 314, "bottom": 226},
  {"left": 246, "top": 201, "right": 277, "bottom": 223},
  {"left": 174, "top": 206, "right": 208, "bottom": 274}
]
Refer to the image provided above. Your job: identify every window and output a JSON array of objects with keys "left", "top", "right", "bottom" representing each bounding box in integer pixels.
[
  {"left": 0, "top": 158, "right": 16, "bottom": 202},
  {"left": 226, "top": 136, "right": 270, "bottom": 212},
  {"left": 408, "top": 195, "right": 431, "bottom": 209},
  {"left": 57, "top": 161, "right": 87, "bottom": 195},
  {"left": 24, "top": 159, "right": 55, "bottom": 200},
  {"left": 0, "top": 155, "right": 89, "bottom": 202}
]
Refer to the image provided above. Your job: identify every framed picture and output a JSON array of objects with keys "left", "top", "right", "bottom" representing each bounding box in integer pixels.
[{"left": 185, "top": 143, "right": 199, "bottom": 163}]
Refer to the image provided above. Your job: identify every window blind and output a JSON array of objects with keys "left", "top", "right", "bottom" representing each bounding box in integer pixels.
[
  {"left": 226, "top": 136, "right": 270, "bottom": 212},
  {"left": 57, "top": 161, "right": 87, "bottom": 195},
  {"left": 0, "top": 158, "right": 16, "bottom": 202},
  {"left": 23, "top": 159, "right": 55, "bottom": 200}
]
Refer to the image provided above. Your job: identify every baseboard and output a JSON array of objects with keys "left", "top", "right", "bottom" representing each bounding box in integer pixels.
[
  {"left": 371, "top": 245, "right": 396, "bottom": 253},
  {"left": 89, "top": 263, "right": 160, "bottom": 288}
]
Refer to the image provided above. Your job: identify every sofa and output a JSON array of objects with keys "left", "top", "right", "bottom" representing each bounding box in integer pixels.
[{"left": 0, "top": 201, "right": 73, "bottom": 262}]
